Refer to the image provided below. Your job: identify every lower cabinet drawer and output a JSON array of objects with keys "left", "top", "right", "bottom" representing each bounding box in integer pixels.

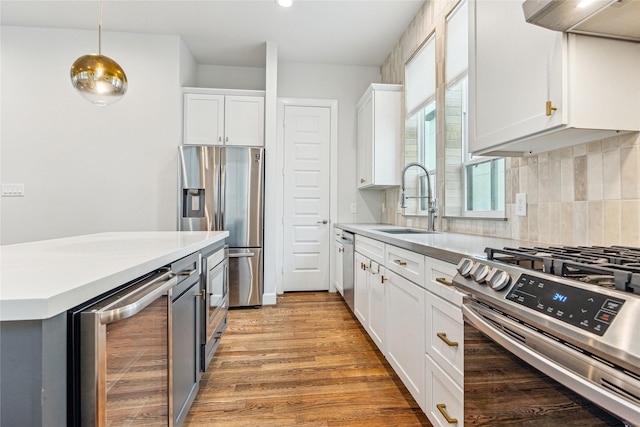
[
  {"left": 385, "top": 244, "right": 425, "bottom": 286},
  {"left": 426, "top": 293, "right": 464, "bottom": 387},
  {"left": 425, "top": 355, "right": 463, "bottom": 427}
]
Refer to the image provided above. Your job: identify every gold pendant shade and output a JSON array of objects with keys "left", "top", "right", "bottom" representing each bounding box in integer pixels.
[
  {"left": 70, "top": 0, "right": 127, "bottom": 106},
  {"left": 70, "top": 54, "right": 127, "bottom": 106}
]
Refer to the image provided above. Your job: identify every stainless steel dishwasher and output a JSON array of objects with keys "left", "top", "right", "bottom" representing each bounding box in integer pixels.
[{"left": 342, "top": 231, "right": 355, "bottom": 312}]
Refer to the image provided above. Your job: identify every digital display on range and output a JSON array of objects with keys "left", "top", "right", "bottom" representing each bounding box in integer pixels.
[
  {"left": 505, "top": 274, "right": 625, "bottom": 336},
  {"left": 552, "top": 293, "right": 567, "bottom": 303}
]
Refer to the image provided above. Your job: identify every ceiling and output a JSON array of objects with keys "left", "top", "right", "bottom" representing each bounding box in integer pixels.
[{"left": 0, "top": 0, "right": 425, "bottom": 67}]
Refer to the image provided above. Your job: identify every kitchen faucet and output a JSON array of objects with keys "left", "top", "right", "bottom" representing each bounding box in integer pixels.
[{"left": 400, "top": 162, "right": 437, "bottom": 231}]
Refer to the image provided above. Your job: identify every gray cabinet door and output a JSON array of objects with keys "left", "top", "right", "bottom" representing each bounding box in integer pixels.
[{"left": 172, "top": 273, "right": 202, "bottom": 427}]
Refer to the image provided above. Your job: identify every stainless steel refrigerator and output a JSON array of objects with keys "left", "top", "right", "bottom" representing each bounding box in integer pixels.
[{"left": 178, "top": 145, "right": 264, "bottom": 307}]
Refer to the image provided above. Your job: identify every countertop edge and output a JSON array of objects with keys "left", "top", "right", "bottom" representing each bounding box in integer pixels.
[{"left": 0, "top": 231, "right": 228, "bottom": 321}]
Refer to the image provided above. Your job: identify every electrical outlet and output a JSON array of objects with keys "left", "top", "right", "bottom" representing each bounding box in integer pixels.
[
  {"left": 350, "top": 203, "right": 358, "bottom": 214},
  {"left": 515, "top": 193, "right": 527, "bottom": 216},
  {"left": 381, "top": 202, "right": 385, "bottom": 212},
  {"left": 406, "top": 219, "right": 413, "bottom": 227},
  {"left": 397, "top": 202, "right": 403, "bottom": 213},
  {"left": 1, "top": 183, "right": 25, "bottom": 197}
]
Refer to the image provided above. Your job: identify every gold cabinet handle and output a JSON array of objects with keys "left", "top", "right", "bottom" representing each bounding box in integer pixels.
[
  {"left": 437, "top": 332, "right": 458, "bottom": 347},
  {"left": 436, "top": 403, "right": 458, "bottom": 424},
  {"left": 546, "top": 100, "right": 557, "bottom": 116},
  {"left": 194, "top": 290, "right": 206, "bottom": 301},
  {"left": 436, "top": 277, "right": 453, "bottom": 287},
  {"left": 338, "top": 248, "right": 344, "bottom": 253},
  {"left": 394, "top": 259, "right": 407, "bottom": 266},
  {"left": 381, "top": 275, "right": 388, "bottom": 284},
  {"left": 360, "top": 178, "right": 366, "bottom": 184}
]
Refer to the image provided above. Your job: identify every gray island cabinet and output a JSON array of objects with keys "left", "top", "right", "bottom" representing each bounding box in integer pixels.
[{"left": 0, "top": 231, "right": 227, "bottom": 426}]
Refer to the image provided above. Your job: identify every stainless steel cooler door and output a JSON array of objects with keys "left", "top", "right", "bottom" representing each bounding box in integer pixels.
[
  {"left": 178, "top": 146, "right": 221, "bottom": 232},
  {"left": 220, "top": 147, "right": 264, "bottom": 247},
  {"left": 228, "top": 248, "right": 263, "bottom": 307}
]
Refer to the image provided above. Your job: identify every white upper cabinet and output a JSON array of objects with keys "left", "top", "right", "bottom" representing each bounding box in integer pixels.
[
  {"left": 469, "top": 0, "right": 640, "bottom": 156},
  {"left": 183, "top": 89, "right": 265, "bottom": 147},
  {"left": 357, "top": 84, "right": 402, "bottom": 189}
]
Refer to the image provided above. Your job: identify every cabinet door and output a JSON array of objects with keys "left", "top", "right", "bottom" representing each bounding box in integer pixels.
[
  {"left": 469, "top": 0, "right": 563, "bottom": 153},
  {"left": 368, "top": 264, "right": 386, "bottom": 353},
  {"left": 224, "top": 96, "right": 265, "bottom": 146},
  {"left": 354, "top": 252, "right": 369, "bottom": 327},
  {"left": 386, "top": 270, "right": 426, "bottom": 411},
  {"left": 334, "top": 239, "right": 344, "bottom": 295},
  {"left": 172, "top": 277, "right": 202, "bottom": 427},
  {"left": 184, "top": 93, "right": 225, "bottom": 145},
  {"left": 356, "top": 93, "right": 373, "bottom": 188}
]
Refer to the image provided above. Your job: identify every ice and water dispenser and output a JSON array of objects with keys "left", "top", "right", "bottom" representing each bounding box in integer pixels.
[{"left": 182, "top": 189, "right": 205, "bottom": 218}]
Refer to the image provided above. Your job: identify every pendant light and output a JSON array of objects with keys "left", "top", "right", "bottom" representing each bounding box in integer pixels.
[{"left": 70, "top": 0, "right": 127, "bottom": 106}]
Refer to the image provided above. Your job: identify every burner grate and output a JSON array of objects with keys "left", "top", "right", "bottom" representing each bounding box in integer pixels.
[{"left": 485, "top": 245, "right": 640, "bottom": 293}]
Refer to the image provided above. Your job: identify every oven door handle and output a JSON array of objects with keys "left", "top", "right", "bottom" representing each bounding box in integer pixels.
[
  {"left": 462, "top": 301, "right": 640, "bottom": 424},
  {"left": 98, "top": 270, "right": 177, "bottom": 324}
]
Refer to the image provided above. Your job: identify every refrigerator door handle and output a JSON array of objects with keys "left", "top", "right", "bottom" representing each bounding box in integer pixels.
[
  {"left": 228, "top": 253, "right": 255, "bottom": 258},
  {"left": 219, "top": 149, "right": 225, "bottom": 231}
]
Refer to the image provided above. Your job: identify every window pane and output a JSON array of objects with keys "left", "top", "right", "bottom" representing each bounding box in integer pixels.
[
  {"left": 422, "top": 100, "right": 436, "bottom": 172},
  {"left": 466, "top": 158, "right": 505, "bottom": 211}
]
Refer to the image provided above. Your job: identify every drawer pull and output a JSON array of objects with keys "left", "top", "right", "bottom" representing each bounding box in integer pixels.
[
  {"left": 393, "top": 259, "right": 407, "bottom": 266},
  {"left": 381, "top": 275, "right": 388, "bottom": 284},
  {"left": 437, "top": 332, "right": 458, "bottom": 347},
  {"left": 194, "top": 290, "right": 206, "bottom": 301},
  {"left": 436, "top": 277, "right": 453, "bottom": 287},
  {"left": 436, "top": 403, "right": 458, "bottom": 424}
]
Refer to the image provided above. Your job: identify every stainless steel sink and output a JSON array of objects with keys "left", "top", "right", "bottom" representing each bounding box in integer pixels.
[{"left": 375, "top": 228, "right": 437, "bottom": 235}]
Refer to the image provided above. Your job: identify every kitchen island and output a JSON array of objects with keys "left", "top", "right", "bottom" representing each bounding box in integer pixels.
[{"left": 0, "top": 231, "right": 228, "bottom": 426}]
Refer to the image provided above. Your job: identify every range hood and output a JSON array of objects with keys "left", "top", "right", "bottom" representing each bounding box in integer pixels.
[{"left": 522, "top": 0, "right": 640, "bottom": 42}]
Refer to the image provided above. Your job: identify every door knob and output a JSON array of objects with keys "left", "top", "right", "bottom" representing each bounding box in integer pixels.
[{"left": 317, "top": 220, "right": 328, "bottom": 224}]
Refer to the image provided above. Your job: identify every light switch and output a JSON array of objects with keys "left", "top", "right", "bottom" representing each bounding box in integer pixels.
[
  {"left": 515, "top": 193, "right": 527, "bottom": 216},
  {"left": 1, "top": 183, "right": 25, "bottom": 197}
]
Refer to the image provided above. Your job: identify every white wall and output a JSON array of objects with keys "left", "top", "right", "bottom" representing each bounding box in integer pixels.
[
  {"left": 197, "top": 64, "right": 266, "bottom": 90},
  {"left": 277, "top": 62, "right": 383, "bottom": 224},
  {"left": 0, "top": 26, "right": 183, "bottom": 244}
]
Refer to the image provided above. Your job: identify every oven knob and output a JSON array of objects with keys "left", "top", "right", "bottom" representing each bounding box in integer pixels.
[
  {"left": 456, "top": 258, "right": 474, "bottom": 277},
  {"left": 488, "top": 269, "right": 511, "bottom": 291},
  {"left": 470, "top": 263, "right": 490, "bottom": 283}
]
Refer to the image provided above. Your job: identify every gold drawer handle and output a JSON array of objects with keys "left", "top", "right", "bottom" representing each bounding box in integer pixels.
[
  {"left": 437, "top": 332, "right": 458, "bottom": 347},
  {"left": 360, "top": 178, "right": 366, "bottom": 183},
  {"left": 194, "top": 290, "right": 206, "bottom": 301},
  {"left": 393, "top": 259, "right": 407, "bottom": 266},
  {"left": 436, "top": 277, "right": 453, "bottom": 287},
  {"left": 381, "top": 275, "right": 388, "bottom": 284},
  {"left": 436, "top": 403, "right": 458, "bottom": 424},
  {"left": 546, "top": 100, "right": 557, "bottom": 116}
]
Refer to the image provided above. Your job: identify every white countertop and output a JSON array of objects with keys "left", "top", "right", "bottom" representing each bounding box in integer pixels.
[
  {"left": 335, "top": 223, "right": 530, "bottom": 264},
  {"left": 0, "top": 231, "right": 228, "bottom": 321}
]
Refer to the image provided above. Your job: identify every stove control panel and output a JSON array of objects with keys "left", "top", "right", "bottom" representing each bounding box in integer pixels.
[{"left": 506, "top": 274, "right": 625, "bottom": 336}]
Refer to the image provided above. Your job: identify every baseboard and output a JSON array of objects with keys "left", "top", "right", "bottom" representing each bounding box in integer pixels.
[{"left": 262, "top": 292, "right": 278, "bottom": 305}]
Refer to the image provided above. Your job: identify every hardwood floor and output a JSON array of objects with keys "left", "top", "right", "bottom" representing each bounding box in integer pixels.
[{"left": 184, "top": 291, "right": 431, "bottom": 427}]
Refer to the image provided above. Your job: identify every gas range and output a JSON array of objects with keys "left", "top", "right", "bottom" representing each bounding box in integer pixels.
[{"left": 453, "top": 245, "right": 640, "bottom": 425}]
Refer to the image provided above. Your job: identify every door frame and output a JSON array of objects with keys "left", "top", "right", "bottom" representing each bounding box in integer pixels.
[{"left": 275, "top": 98, "right": 338, "bottom": 296}]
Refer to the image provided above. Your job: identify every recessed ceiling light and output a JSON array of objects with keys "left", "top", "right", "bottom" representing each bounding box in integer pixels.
[{"left": 277, "top": 0, "right": 293, "bottom": 7}]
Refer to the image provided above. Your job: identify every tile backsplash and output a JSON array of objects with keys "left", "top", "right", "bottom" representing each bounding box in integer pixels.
[{"left": 383, "top": 132, "right": 640, "bottom": 246}]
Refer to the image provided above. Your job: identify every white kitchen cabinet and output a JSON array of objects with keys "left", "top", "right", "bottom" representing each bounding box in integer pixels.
[
  {"left": 355, "top": 251, "right": 387, "bottom": 353},
  {"left": 368, "top": 263, "right": 386, "bottom": 353},
  {"left": 386, "top": 268, "right": 426, "bottom": 412},
  {"left": 183, "top": 89, "right": 265, "bottom": 146},
  {"left": 384, "top": 243, "right": 426, "bottom": 287},
  {"left": 469, "top": 0, "right": 640, "bottom": 156},
  {"left": 356, "top": 84, "right": 402, "bottom": 189},
  {"left": 423, "top": 256, "right": 464, "bottom": 426},
  {"left": 354, "top": 252, "right": 370, "bottom": 327},
  {"left": 425, "top": 354, "right": 464, "bottom": 427}
]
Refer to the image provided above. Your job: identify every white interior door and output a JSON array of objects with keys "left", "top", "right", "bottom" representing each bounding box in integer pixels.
[{"left": 283, "top": 105, "right": 331, "bottom": 291}]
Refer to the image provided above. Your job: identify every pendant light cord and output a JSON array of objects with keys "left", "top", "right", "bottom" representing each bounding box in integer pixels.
[{"left": 98, "top": 0, "right": 103, "bottom": 55}]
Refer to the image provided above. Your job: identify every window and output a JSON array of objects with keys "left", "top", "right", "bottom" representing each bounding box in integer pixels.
[
  {"left": 404, "top": 33, "right": 436, "bottom": 216},
  {"left": 444, "top": 0, "right": 505, "bottom": 218}
]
